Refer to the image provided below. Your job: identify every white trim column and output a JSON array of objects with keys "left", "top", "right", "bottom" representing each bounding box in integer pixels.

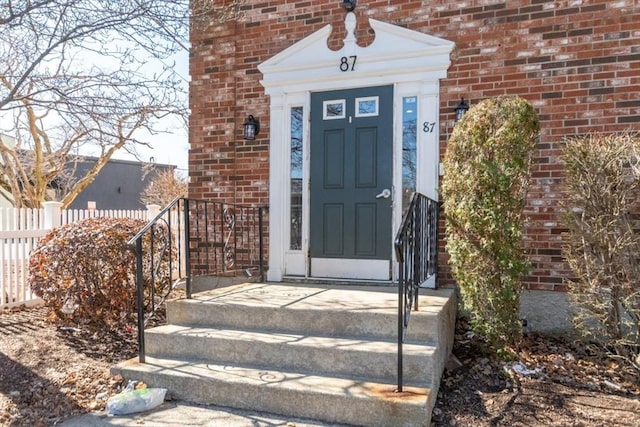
[
  {"left": 417, "top": 82, "right": 441, "bottom": 201},
  {"left": 267, "top": 92, "right": 286, "bottom": 282}
]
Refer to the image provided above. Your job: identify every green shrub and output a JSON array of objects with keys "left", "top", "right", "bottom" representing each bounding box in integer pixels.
[
  {"left": 29, "top": 217, "right": 146, "bottom": 327},
  {"left": 442, "top": 95, "right": 540, "bottom": 351},
  {"left": 561, "top": 133, "right": 640, "bottom": 371}
]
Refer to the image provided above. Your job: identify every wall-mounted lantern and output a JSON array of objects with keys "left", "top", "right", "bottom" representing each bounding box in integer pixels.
[
  {"left": 341, "top": 0, "right": 356, "bottom": 12},
  {"left": 454, "top": 97, "right": 469, "bottom": 122},
  {"left": 243, "top": 115, "right": 260, "bottom": 140}
]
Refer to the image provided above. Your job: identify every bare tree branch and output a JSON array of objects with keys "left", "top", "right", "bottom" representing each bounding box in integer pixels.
[
  {"left": 0, "top": 0, "right": 241, "bottom": 208},
  {"left": 0, "top": 0, "right": 56, "bottom": 26}
]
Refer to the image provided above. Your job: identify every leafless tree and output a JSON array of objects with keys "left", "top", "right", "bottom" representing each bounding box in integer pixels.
[
  {"left": 140, "top": 168, "right": 187, "bottom": 207},
  {"left": 0, "top": 0, "right": 241, "bottom": 208}
]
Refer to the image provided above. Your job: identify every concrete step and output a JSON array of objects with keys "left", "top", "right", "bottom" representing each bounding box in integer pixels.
[
  {"left": 114, "top": 284, "right": 456, "bottom": 426},
  {"left": 167, "top": 283, "right": 452, "bottom": 343},
  {"left": 145, "top": 324, "right": 437, "bottom": 386},
  {"left": 113, "top": 357, "right": 433, "bottom": 427}
]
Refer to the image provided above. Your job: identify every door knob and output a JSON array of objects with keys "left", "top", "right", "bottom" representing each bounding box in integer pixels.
[{"left": 375, "top": 189, "right": 391, "bottom": 199}]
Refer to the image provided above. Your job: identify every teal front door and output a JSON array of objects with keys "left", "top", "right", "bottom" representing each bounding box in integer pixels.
[{"left": 310, "top": 85, "right": 393, "bottom": 280}]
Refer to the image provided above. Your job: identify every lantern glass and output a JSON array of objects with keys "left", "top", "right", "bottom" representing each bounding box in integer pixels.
[
  {"left": 243, "top": 115, "right": 259, "bottom": 140},
  {"left": 454, "top": 98, "right": 469, "bottom": 123},
  {"left": 244, "top": 123, "right": 256, "bottom": 140}
]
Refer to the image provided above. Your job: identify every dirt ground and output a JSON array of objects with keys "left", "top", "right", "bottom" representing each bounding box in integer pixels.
[
  {"left": 0, "top": 306, "right": 134, "bottom": 426},
  {"left": 1, "top": 306, "right": 639, "bottom": 427},
  {"left": 433, "top": 319, "right": 640, "bottom": 426}
]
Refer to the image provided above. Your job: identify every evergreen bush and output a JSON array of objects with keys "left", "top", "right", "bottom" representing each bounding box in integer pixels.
[{"left": 442, "top": 95, "right": 540, "bottom": 350}]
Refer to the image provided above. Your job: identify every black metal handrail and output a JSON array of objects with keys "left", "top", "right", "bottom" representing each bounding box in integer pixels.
[
  {"left": 393, "top": 192, "right": 439, "bottom": 392},
  {"left": 127, "top": 197, "right": 267, "bottom": 363}
]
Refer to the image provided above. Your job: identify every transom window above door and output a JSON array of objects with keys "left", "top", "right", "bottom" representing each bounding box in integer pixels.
[
  {"left": 355, "top": 96, "right": 379, "bottom": 117},
  {"left": 323, "top": 100, "right": 345, "bottom": 120},
  {"left": 322, "top": 97, "right": 380, "bottom": 120}
]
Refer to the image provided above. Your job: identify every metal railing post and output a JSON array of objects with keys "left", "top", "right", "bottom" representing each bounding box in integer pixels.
[
  {"left": 397, "top": 252, "right": 404, "bottom": 393},
  {"left": 259, "top": 207, "right": 265, "bottom": 282},
  {"left": 135, "top": 237, "right": 146, "bottom": 363},
  {"left": 434, "top": 200, "right": 440, "bottom": 287},
  {"left": 414, "top": 200, "right": 421, "bottom": 311},
  {"left": 183, "top": 198, "right": 192, "bottom": 299}
]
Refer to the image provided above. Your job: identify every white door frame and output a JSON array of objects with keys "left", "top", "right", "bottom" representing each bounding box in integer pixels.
[{"left": 259, "top": 13, "right": 454, "bottom": 284}]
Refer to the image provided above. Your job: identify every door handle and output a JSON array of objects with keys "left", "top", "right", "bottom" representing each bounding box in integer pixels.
[{"left": 375, "top": 189, "right": 391, "bottom": 199}]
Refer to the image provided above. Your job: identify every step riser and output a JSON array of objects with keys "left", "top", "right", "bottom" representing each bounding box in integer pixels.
[
  {"left": 145, "top": 331, "right": 435, "bottom": 386},
  {"left": 114, "top": 364, "right": 430, "bottom": 427},
  {"left": 167, "top": 300, "right": 440, "bottom": 343}
]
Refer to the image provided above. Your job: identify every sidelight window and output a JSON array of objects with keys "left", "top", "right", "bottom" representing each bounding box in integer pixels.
[
  {"left": 289, "top": 106, "right": 303, "bottom": 250},
  {"left": 402, "top": 97, "right": 417, "bottom": 211}
]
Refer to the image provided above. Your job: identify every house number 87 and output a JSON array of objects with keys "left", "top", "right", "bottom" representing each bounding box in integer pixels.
[
  {"left": 423, "top": 122, "right": 436, "bottom": 133},
  {"left": 339, "top": 55, "right": 357, "bottom": 72}
]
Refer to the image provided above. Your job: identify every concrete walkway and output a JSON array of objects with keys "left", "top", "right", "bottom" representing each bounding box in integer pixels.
[{"left": 60, "top": 400, "right": 347, "bottom": 426}]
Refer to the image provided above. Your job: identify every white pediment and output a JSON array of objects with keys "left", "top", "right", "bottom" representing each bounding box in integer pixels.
[{"left": 259, "top": 13, "right": 455, "bottom": 93}]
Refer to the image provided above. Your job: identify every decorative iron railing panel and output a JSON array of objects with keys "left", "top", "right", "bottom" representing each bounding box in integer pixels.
[
  {"left": 128, "top": 198, "right": 266, "bottom": 363},
  {"left": 187, "top": 199, "right": 266, "bottom": 280},
  {"left": 393, "top": 192, "right": 439, "bottom": 392}
]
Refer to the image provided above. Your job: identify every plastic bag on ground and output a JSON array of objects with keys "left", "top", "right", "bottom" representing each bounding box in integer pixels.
[
  {"left": 106, "top": 382, "right": 167, "bottom": 415},
  {"left": 511, "top": 362, "right": 543, "bottom": 376}
]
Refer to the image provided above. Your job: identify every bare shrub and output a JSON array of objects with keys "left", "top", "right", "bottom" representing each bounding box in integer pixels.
[
  {"left": 561, "top": 133, "right": 640, "bottom": 371},
  {"left": 141, "top": 168, "right": 187, "bottom": 207},
  {"left": 29, "top": 218, "right": 146, "bottom": 327}
]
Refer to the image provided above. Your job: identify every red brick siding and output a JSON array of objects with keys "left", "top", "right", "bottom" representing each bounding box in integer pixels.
[{"left": 190, "top": 0, "right": 640, "bottom": 290}]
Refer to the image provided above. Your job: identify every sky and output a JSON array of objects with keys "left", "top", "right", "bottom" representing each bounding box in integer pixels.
[
  {"left": 114, "top": 111, "right": 190, "bottom": 173},
  {"left": 110, "top": 49, "right": 190, "bottom": 173}
]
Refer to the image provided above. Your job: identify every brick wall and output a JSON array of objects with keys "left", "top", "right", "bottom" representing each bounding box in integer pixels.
[{"left": 190, "top": 0, "right": 640, "bottom": 290}]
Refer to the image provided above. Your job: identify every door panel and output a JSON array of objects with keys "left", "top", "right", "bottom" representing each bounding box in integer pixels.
[
  {"left": 310, "top": 85, "right": 393, "bottom": 279},
  {"left": 355, "top": 128, "right": 377, "bottom": 188},
  {"left": 355, "top": 203, "right": 376, "bottom": 256},
  {"left": 322, "top": 204, "right": 344, "bottom": 256},
  {"left": 323, "top": 130, "right": 345, "bottom": 189}
]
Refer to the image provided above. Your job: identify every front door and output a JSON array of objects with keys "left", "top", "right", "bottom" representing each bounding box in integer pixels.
[{"left": 310, "top": 85, "right": 393, "bottom": 280}]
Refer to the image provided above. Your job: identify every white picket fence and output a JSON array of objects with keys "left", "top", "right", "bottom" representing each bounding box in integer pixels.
[{"left": 0, "top": 202, "right": 158, "bottom": 309}]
